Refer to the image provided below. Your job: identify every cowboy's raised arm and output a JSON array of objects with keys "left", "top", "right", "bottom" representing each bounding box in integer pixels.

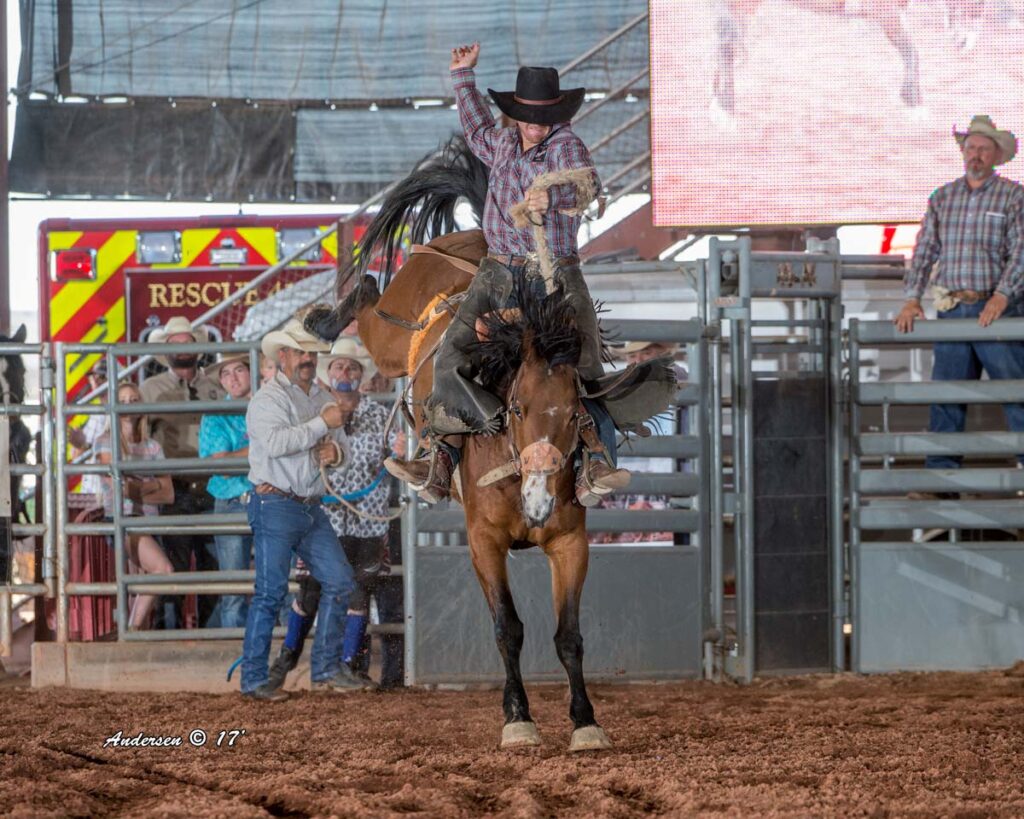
[{"left": 450, "top": 42, "right": 498, "bottom": 165}]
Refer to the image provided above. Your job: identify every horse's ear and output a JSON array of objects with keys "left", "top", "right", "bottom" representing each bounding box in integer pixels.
[{"left": 13, "top": 324, "right": 27, "bottom": 343}]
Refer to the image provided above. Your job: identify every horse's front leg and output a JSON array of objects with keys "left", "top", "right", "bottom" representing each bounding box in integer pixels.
[
  {"left": 712, "top": 1, "right": 742, "bottom": 114},
  {"left": 546, "top": 532, "right": 612, "bottom": 752},
  {"left": 877, "top": 7, "right": 922, "bottom": 106},
  {"left": 468, "top": 528, "right": 540, "bottom": 749}
]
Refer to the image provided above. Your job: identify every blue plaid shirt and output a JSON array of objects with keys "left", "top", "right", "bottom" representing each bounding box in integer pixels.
[
  {"left": 451, "top": 67, "right": 599, "bottom": 258},
  {"left": 199, "top": 401, "right": 252, "bottom": 500},
  {"left": 905, "top": 173, "right": 1024, "bottom": 301}
]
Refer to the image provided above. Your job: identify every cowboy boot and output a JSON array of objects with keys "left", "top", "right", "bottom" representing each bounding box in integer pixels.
[
  {"left": 425, "top": 258, "right": 514, "bottom": 435},
  {"left": 302, "top": 274, "right": 380, "bottom": 343},
  {"left": 575, "top": 409, "right": 630, "bottom": 508},
  {"left": 385, "top": 443, "right": 456, "bottom": 504}
]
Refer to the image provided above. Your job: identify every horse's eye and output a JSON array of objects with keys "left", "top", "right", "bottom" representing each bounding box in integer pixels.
[{"left": 511, "top": 405, "right": 523, "bottom": 419}]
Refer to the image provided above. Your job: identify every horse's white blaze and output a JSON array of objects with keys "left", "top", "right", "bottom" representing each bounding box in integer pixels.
[
  {"left": 522, "top": 471, "right": 553, "bottom": 524},
  {"left": 541, "top": 406, "right": 558, "bottom": 417}
]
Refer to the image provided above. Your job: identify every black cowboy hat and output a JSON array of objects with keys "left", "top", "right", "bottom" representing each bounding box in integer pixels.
[{"left": 488, "top": 66, "right": 585, "bottom": 126}]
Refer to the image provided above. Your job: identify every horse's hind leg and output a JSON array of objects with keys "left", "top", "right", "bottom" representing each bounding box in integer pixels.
[
  {"left": 469, "top": 533, "right": 540, "bottom": 749},
  {"left": 547, "top": 533, "right": 612, "bottom": 752}
]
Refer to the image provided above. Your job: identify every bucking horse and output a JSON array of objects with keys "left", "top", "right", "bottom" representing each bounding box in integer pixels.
[{"left": 301, "top": 137, "right": 675, "bottom": 751}]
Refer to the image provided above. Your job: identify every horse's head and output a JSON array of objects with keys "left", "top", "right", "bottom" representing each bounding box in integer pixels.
[
  {"left": 475, "top": 284, "right": 583, "bottom": 528},
  {"left": 0, "top": 324, "right": 27, "bottom": 405}
]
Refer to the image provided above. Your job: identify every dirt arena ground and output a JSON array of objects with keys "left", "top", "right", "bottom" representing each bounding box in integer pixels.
[{"left": 2, "top": 667, "right": 1023, "bottom": 817}]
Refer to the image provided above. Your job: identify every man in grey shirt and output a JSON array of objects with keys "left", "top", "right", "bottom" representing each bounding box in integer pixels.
[{"left": 241, "top": 319, "right": 364, "bottom": 700}]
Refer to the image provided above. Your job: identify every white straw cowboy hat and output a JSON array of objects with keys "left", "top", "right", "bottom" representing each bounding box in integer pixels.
[
  {"left": 147, "top": 315, "right": 210, "bottom": 367},
  {"left": 618, "top": 340, "right": 680, "bottom": 357},
  {"left": 261, "top": 319, "right": 331, "bottom": 359},
  {"left": 205, "top": 352, "right": 251, "bottom": 382},
  {"left": 954, "top": 115, "right": 1018, "bottom": 165},
  {"left": 316, "top": 336, "right": 378, "bottom": 384}
]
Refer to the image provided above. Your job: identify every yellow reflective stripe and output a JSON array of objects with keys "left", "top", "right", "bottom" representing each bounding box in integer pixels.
[
  {"left": 321, "top": 227, "right": 338, "bottom": 260},
  {"left": 47, "top": 231, "right": 84, "bottom": 252},
  {"left": 64, "top": 296, "right": 126, "bottom": 385},
  {"left": 237, "top": 227, "right": 278, "bottom": 265},
  {"left": 50, "top": 231, "right": 135, "bottom": 338}
]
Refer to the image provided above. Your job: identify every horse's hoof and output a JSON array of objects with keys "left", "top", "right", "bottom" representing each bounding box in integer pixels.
[
  {"left": 500, "top": 721, "right": 541, "bottom": 749},
  {"left": 569, "top": 725, "right": 612, "bottom": 752}
]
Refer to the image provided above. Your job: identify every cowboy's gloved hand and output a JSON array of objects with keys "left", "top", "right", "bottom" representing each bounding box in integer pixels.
[{"left": 450, "top": 43, "right": 479, "bottom": 71}]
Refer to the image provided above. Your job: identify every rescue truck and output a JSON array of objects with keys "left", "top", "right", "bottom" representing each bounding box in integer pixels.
[{"left": 37, "top": 213, "right": 381, "bottom": 403}]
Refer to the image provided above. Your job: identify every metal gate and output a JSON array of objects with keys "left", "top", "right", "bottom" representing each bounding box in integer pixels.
[
  {"left": 849, "top": 317, "right": 1024, "bottom": 671},
  {"left": 401, "top": 261, "right": 709, "bottom": 684}
]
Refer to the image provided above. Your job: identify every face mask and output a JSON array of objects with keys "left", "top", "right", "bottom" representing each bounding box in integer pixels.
[{"left": 333, "top": 379, "right": 360, "bottom": 392}]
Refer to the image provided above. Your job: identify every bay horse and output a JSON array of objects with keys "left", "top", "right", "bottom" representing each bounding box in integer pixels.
[
  {"left": 303, "top": 138, "right": 612, "bottom": 750},
  {"left": 712, "top": 0, "right": 922, "bottom": 114}
]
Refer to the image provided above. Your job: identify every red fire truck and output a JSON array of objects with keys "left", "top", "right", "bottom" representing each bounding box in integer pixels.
[{"left": 37, "top": 213, "right": 382, "bottom": 401}]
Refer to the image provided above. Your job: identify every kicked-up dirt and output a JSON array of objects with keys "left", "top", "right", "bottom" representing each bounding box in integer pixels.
[{"left": 2, "top": 667, "right": 1023, "bottom": 817}]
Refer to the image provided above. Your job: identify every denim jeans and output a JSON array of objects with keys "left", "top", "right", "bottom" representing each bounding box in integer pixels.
[
  {"left": 581, "top": 397, "right": 619, "bottom": 467},
  {"left": 241, "top": 494, "right": 355, "bottom": 692},
  {"left": 212, "top": 496, "right": 252, "bottom": 629},
  {"left": 927, "top": 299, "right": 1024, "bottom": 469}
]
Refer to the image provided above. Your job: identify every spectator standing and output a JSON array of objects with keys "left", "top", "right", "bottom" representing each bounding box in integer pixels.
[
  {"left": 199, "top": 353, "right": 255, "bottom": 630},
  {"left": 267, "top": 338, "right": 403, "bottom": 689},
  {"left": 141, "top": 315, "right": 224, "bottom": 626},
  {"left": 895, "top": 116, "right": 1024, "bottom": 488},
  {"left": 68, "top": 359, "right": 110, "bottom": 498},
  {"left": 241, "top": 320, "right": 363, "bottom": 701}
]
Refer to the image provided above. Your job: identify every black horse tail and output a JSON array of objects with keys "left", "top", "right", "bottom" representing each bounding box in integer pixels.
[
  {"left": 304, "top": 135, "right": 488, "bottom": 344},
  {"left": 347, "top": 133, "right": 488, "bottom": 291}
]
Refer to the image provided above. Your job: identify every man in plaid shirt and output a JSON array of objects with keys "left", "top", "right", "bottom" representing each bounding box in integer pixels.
[
  {"left": 388, "top": 42, "right": 629, "bottom": 508},
  {"left": 896, "top": 115, "right": 1024, "bottom": 473}
]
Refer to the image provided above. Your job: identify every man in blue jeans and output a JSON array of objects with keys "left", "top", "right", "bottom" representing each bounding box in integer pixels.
[
  {"left": 241, "top": 320, "right": 362, "bottom": 701},
  {"left": 896, "top": 115, "right": 1024, "bottom": 482},
  {"left": 199, "top": 353, "right": 254, "bottom": 629}
]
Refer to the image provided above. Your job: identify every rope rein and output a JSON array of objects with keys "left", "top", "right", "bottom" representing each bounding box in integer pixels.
[{"left": 508, "top": 168, "right": 597, "bottom": 292}]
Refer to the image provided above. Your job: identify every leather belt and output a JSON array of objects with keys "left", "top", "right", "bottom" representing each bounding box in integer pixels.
[
  {"left": 488, "top": 252, "right": 579, "bottom": 268},
  {"left": 254, "top": 483, "right": 319, "bottom": 505},
  {"left": 949, "top": 289, "right": 993, "bottom": 304}
]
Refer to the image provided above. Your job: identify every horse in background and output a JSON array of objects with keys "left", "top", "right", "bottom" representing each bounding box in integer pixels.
[
  {"left": 0, "top": 325, "right": 33, "bottom": 577},
  {"left": 712, "top": 0, "right": 922, "bottom": 113}
]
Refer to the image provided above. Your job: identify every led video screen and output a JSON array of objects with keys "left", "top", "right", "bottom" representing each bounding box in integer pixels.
[{"left": 650, "top": 0, "right": 1024, "bottom": 227}]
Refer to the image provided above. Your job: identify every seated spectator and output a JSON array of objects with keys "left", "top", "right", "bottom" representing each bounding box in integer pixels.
[
  {"left": 142, "top": 315, "right": 224, "bottom": 626},
  {"left": 94, "top": 381, "right": 175, "bottom": 630},
  {"left": 199, "top": 353, "right": 255, "bottom": 630}
]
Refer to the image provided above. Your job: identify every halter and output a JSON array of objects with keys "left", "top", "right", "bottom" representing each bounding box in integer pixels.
[{"left": 477, "top": 365, "right": 583, "bottom": 488}]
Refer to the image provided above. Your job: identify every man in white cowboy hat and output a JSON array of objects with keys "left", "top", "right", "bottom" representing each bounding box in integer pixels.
[
  {"left": 198, "top": 353, "right": 255, "bottom": 630},
  {"left": 386, "top": 42, "right": 630, "bottom": 508},
  {"left": 266, "top": 335, "right": 404, "bottom": 691},
  {"left": 141, "top": 315, "right": 224, "bottom": 627},
  {"left": 141, "top": 315, "right": 224, "bottom": 459},
  {"left": 241, "top": 319, "right": 363, "bottom": 700},
  {"left": 896, "top": 115, "right": 1024, "bottom": 483}
]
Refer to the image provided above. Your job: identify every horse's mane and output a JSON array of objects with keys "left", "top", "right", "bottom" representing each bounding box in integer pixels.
[
  {"left": 345, "top": 134, "right": 488, "bottom": 290},
  {"left": 472, "top": 278, "right": 583, "bottom": 394}
]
